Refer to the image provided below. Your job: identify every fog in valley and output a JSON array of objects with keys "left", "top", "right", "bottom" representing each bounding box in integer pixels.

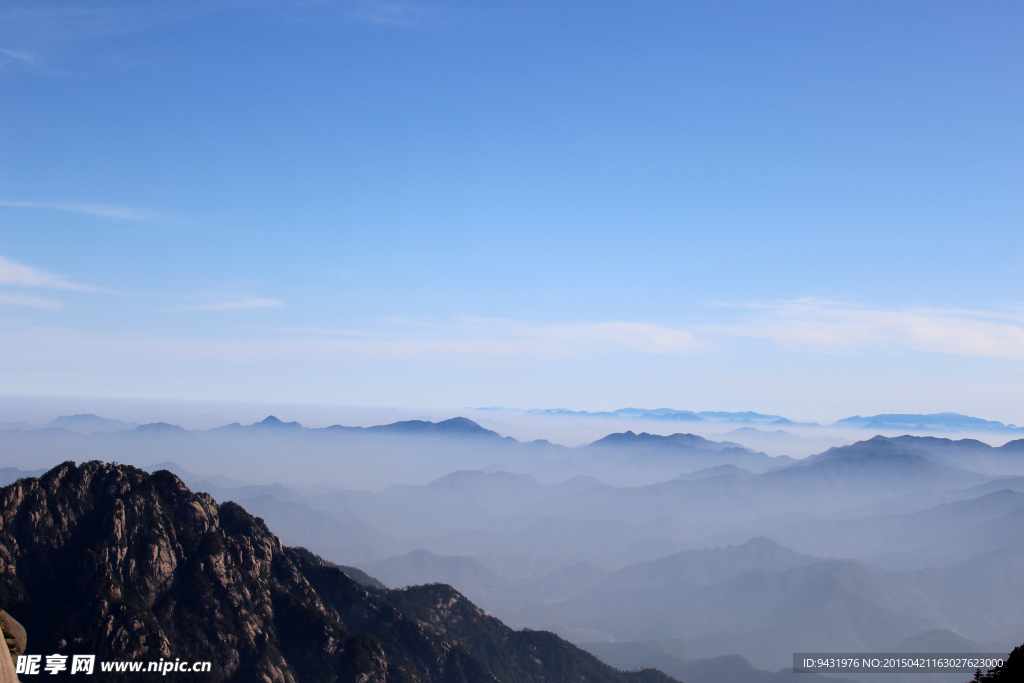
[{"left": 2, "top": 401, "right": 1022, "bottom": 682}]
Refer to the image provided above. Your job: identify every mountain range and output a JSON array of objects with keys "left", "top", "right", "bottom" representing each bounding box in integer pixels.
[
  {"left": 4, "top": 409, "right": 1022, "bottom": 437},
  {"left": 0, "top": 415, "right": 800, "bottom": 489},
  {"left": 526, "top": 408, "right": 789, "bottom": 424},
  {"left": 523, "top": 409, "right": 1022, "bottom": 432},
  {"left": 0, "top": 461, "right": 677, "bottom": 683},
  {"left": 511, "top": 536, "right": 1019, "bottom": 670},
  {"left": 836, "top": 412, "right": 1020, "bottom": 431},
  {"left": 2, "top": 418, "right": 1024, "bottom": 673},
  {"left": 62, "top": 430, "right": 1015, "bottom": 575}
]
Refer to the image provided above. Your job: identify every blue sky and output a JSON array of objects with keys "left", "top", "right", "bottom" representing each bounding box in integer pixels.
[{"left": 1, "top": 1, "right": 1022, "bottom": 421}]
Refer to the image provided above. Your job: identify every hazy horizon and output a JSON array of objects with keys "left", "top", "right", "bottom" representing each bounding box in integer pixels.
[
  {"left": 2, "top": 2, "right": 1022, "bottom": 422},
  {"left": 4, "top": 405, "right": 1023, "bottom": 674},
  {"left": 2, "top": 393, "right": 1021, "bottom": 452}
]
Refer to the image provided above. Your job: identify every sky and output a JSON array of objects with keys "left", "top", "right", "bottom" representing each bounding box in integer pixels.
[{"left": 1, "top": 0, "right": 1022, "bottom": 423}]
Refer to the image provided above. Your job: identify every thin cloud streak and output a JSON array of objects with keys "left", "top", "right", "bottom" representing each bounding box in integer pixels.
[
  {"left": 5, "top": 300, "right": 1021, "bottom": 365},
  {"left": 1, "top": 0, "right": 445, "bottom": 58},
  {"left": 0, "top": 199, "right": 164, "bottom": 222},
  {"left": 0, "top": 254, "right": 109, "bottom": 293},
  {"left": 350, "top": 0, "right": 441, "bottom": 28},
  {"left": 484, "top": 319, "right": 701, "bottom": 355},
  {"left": 0, "top": 292, "right": 62, "bottom": 311},
  {"left": 0, "top": 2, "right": 250, "bottom": 45},
  {"left": 0, "top": 318, "right": 702, "bottom": 363},
  {"left": 285, "top": 318, "right": 702, "bottom": 357},
  {"left": 177, "top": 298, "right": 284, "bottom": 312},
  {"left": 716, "top": 298, "right": 1024, "bottom": 360},
  {"left": 0, "top": 48, "right": 40, "bottom": 65}
]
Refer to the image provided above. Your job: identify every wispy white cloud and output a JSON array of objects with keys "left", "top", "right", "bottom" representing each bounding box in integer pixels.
[
  {"left": 177, "top": 297, "right": 284, "bottom": 312},
  {"left": 349, "top": 0, "right": 440, "bottom": 28},
  {"left": 0, "top": 199, "right": 163, "bottom": 222},
  {"left": 0, "top": 2, "right": 221, "bottom": 45},
  {"left": 0, "top": 254, "right": 109, "bottom": 293},
  {"left": 0, "top": 317, "right": 701, "bottom": 364},
  {"left": 1, "top": 0, "right": 445, "bottom": 63},
  {"left": 716, "top": 298, "right": 1024, "bottom": 360},
  {"left": 0, "top": 48, "right": 40, "bottom": 65},
  {"left": 7, "top": 301, "right": 1024, "bottom": 370},
  {"left": 0, "top": 292, "right": 62, "bottom": 310},
  {"left": 470, "top": 319, "right": 701, "bottom": 355},
  {"left": 1, "top": 0, "right": 450, "bottom": 79},
  {"left": 0, "top": 2, "right": 212, "bottom": 74},
  {"left": 257, "top": 318, "right": 702, "bottom": 359}
]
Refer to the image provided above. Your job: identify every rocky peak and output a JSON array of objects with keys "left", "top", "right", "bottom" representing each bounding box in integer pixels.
[
  {"left": 0, "top": 462, "right": 676, "bottom": 683},
  {"left": 0, "top": 462, "right": 466, "bottom": 682}
]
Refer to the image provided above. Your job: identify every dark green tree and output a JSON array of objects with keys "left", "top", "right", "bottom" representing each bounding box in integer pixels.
[{"left": 970, "top": 644, "right": 1021, "bottom": 682}]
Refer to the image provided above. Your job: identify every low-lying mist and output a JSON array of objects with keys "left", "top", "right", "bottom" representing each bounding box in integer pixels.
[{"left": 2, "top": 408, "right": 1023, "bottom": 678}]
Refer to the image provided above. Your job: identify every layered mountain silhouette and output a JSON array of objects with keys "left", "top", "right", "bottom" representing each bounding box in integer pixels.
[
  {"left": 581, "top": 643, "right": 857, "bottom": 683},
  {"left": 14, "top": 415, "right": 1020, "bottom": 497},
  {"left": 521, "top": 408, "right": 1024, "bottom": 434},
  {"left": 0, "top": 462, "right": 677, "bottom": 683},
  {"left": 716, "top": 428, "right": 847, "bottom": 459},
  {"left": 365, "top": 550, "right": 509, "bottom": 604},
  {"left": 363, "top": 551, "right": 611, "bottom": 619},
  {"left": 508, "top": 533, "right": 1024, "bottom": 669},
  {"left": 239, "top": 494, "right": 404, "bottom": 565},
  {"left": 803, "top": 435, "right": 1024, "bottom": 476},
  {"left": 520, "top": 556, "right": 941, "bottom": 668},
  {"left": 11, "top": 409, "right": 1022, "bottom": 439},
  {"left": 591, "top": 537, "right": 818, "bottom": 590},
  {"left": 106, "top": 432, "right": 1014, "bottom": 583},
  {"left": 589, "top": 432, "right": 748, "bottom": 451},
  {"left": 364, "top": 417, "right": 506, "bottom": 439},
  {"left": 0, "top": 415, "right": 808, "bottom": 491},
  {"left": 211, "top": 414, "right": 305, "bottom": 432},
  {"left": 766, "top": 489, "right": 1024, "bottom": 567},
  {"left": 0, "top": 466, "right": 46, "bottom": 487},
  {"left": 527, "top": 408, "right": 785, "bottom": 423},
  {"left": 1, "top": 424, "right": 1022, "bottom": 676},
  {"left": 209, "top": 416, "right": 505, "bottom": 439},
  {"left": 835, "top": 413, "right": 1021, "bottom": 432},
  {"left": 584, "top": 431, "right": 795, "bottom": 474},
  {"left": 40, "top": 414, "right": 139, "bottom": 433}
]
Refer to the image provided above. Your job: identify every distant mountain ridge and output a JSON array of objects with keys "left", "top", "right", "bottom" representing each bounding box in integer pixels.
[
  {"left": 588, "top": 431, "right": 750, "bottom": 452},
  {"left": 3, "top": 414, "right": 510, "bottom": 439},
  {"left": 584, "top": 430, "right": 797, "bottom": 476},
  {"left": 6, "top": 422, "right": 1022, "bottom": 677},
  {"left": 0, "top": 415, "right": 809, "bottom": 489},
  {"left": 365, "top": 550, "right": 509, "bottom": 604},
  {"left": 528, "top": 408, "right": 791, "bottom": 424},
  {"left": 836, "top": 412, "right": 1021, "bottom": 432},
  {"left": 518, "top": 407, "right": 1024, "bottom": 433},
  {"left": 41, "top": 413, "right": 139, "bottom": 433},
  {"left": 594, "top": 537, "right": 818, "bottom": 590},
  {"left": 519, "top": 551, "right": 966, "bottom": 669},
  {"left": 582, "top": 644, "right": 858, "bottom": 683},
  {"left": 209, "top": 415, "right": 504, "bottom": 439},
  {"left": 8, "top": 410, "right": 1023, "bottom": 441},
  {"left": 802, "top": 434, "right": 1024, "bottom": 476}
]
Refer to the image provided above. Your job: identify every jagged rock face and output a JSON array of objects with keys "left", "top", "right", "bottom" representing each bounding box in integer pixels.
[
  {"left": 385, "top": 585, "right": 676, "bottom": 683},
  {"left": 0, "top": 462, "right": 492, "bottom": 683}
]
